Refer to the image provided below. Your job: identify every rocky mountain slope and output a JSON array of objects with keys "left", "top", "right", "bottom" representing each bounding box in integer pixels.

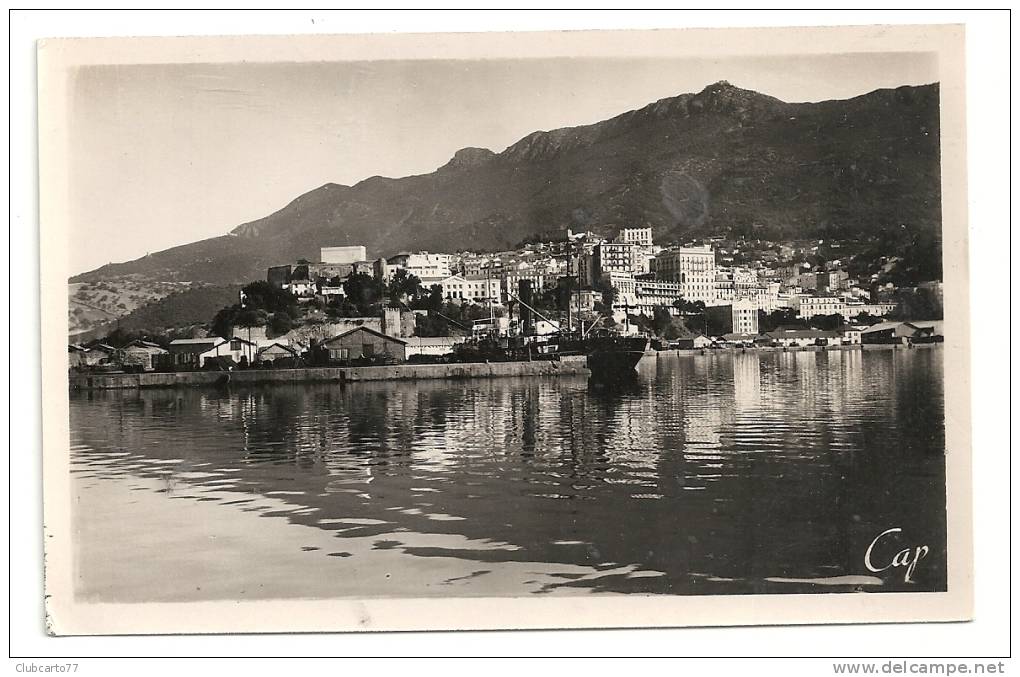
[{"left": 71, "top": 80, "right": 942, "bottom": 312}]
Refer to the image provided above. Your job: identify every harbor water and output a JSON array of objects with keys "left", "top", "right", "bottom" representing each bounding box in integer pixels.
[{"left": 69, "top": 347, "right": 946, "bottom": 601}]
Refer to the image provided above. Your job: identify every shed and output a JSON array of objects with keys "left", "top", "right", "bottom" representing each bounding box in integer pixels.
[
  {"left": 83, "top": 343, "right": 117, "bottom": 366},
  {"left": 121, "top": 340, "right": 168, "bottom": 371},
  {"left": 404, "top": 336, "right": 464, "bottom": 358},
  {"left": 256, "top": 342, "right": 300, "bottom": 365},
  {"left": 861, "top": 321, "right": 917, "bottom": 344},
  {"left": 320, "top": 326, "right": 407, "bottom": 363},
  {"left": 68, "top": 344, "right": 89, "bottom": 369},
  {"left": 720, "top": 332, "right": 760, "bottom": 347},
  {"left": 765, "top": 329, "right": 838, "bottom": 347},
  {"left": 692, "top": 334, "right": 714, "bottom": 349}
]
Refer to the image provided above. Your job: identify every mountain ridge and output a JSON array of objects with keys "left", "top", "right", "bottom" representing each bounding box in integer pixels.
[{"left": 72, "top": 80, "right": 942, "bottom": 288}]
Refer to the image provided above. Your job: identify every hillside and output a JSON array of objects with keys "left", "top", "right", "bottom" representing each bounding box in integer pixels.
[
  {"left": 71, "top": 81, "right": 942, "bottom": 319},
  {"left": 69, "top": 276, "right": 193, "bottom": 335}
]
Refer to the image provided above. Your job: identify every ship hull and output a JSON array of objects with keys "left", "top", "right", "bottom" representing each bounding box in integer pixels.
[{"left": 586, "top": 349, "right": 645, "bottom": 378}]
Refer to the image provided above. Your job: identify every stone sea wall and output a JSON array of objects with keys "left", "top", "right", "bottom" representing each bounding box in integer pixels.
[{"left": 69, "top": 356, "right": 590, "bottom": 390}]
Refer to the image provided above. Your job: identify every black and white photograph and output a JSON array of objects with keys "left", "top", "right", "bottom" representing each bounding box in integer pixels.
[{"left": 35, "top": 21, "right": 976, "bottom": 637}]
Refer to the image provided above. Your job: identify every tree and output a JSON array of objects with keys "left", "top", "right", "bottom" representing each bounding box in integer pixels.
[
  {"left": 240, "top": 280, "right": 297, "bottom": 314},
  {"left": 211, "top": 305, "right": 240, "bottom": 339},
  {"left": 268, "top": 312, "right": 293, "bottom": 337},
  {"left": 758, "top": 308, "right": 804, "bottom": 333},
  {"left": 672, "top": 297, "right": 706, "bottom": 316},
  {"left": 651, "top": 305, "right": 684, "bottom": 339},
  {"left": 848, "top": 311, "right": 882, "bottom": 326},
  {"left": 102, "top": 327, "right": 146, "bottom": 348},
  {"left": 327, "top": 299, "right": 362, "bottom": 319},
  {"left": 807, "top": 313, "right": 843, "bottom": 331},
  {"left": 342, "top": 272, "right": 383, "bottom": 314},
  {"left": 386, "top": 269, "right": 422, "bottom": 306},
  {"left": 592, "top": 278, "right": 618, "bottom": 309}
]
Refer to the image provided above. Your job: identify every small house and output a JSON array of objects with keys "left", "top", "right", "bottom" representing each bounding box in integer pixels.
[
  {"left": 83, "top": 342, "right": 117, "bottom": 366},
  {"left": 692, "top": 334, "right": 713, "bottom": 349},
  {"left": 167, "top": 336, "right": 257, "bottom": 370},
  {"left": 256, "top": 342, "right": 301, "bottom": 367},
  {"left": 320, "top": 326, "right": 407, "bottom": 363},
  {"left": 168, "top": 338, "right": 223, "bottom": 370},
  {"left": 835, "top": 326, "right": 863, "bottom": 345},
  {"left": 120, "top": 340, "right": 168, "bottom": 371}
]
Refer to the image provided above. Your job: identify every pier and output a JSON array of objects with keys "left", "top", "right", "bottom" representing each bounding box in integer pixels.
[{"left": 69, "top": 355, "right": 590, "bottom": 390}]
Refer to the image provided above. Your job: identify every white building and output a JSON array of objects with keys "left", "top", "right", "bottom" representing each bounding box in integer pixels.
[
  {"left": 731, "top": 298, "right": 759, "bottom": 334},
  {"left": 845, "top": 301, "right": 897, "bottom": 319},
  {"left": 750, "top": 282, "right": 782, "bottom": 313},
  {"left": 387, "top": 252, "right": 453, "bottom": 281},
  {"left": 440, "top": 274, "right": 501, "bottom": 304},
  {"left": 168, "top": 336, "right": 258, "bottom": 369},
  {"left": 653, "top": 245, "right": 718, "bottom": 304},
  {"left": 320, "top": 246, "right": 367, "bottom": 265},
  {"left": 616, "top": 227, "right": 653, "bottom": 247},
  {"left": 601, "top": 272, "right": 686, "bottom": 316},
  {"left": 581, "top": 242, "right": 635, "bottom": 285},
  {"left": 796, "top": 294, "right": 847, "bottom": 319},
  {"left": 403, "top": 336, "right": 465, "bottom": 358},
  {"left": 633, "top": 279, "right": 684, "bottom": 315},
  {"left": 604, "top": 271, "right": 637, "bottom": 298}
]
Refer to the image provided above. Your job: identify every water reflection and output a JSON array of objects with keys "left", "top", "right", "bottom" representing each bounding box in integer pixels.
[{"left": 70, "top": 347, "right": 946, "bottom": 600}]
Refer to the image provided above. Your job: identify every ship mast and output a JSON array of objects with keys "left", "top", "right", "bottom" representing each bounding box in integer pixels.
[
  {"left": 486, "top": 260, "right": 495, "bottom": 335},
  {"left": 566, "top": 238, "right": 574, "bottom": 334},
  {"left": 575, "top": 237, "right": 582, "bottom": 336}
]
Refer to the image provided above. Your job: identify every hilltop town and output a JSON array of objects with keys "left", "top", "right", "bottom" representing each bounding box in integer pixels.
[{"left": 69, "top": 226, "right": 943, "bottom": 372}]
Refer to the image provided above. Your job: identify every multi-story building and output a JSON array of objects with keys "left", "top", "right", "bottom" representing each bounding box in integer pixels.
[
  {"left": 603, "top": 271, "right": 637, "bottom": 298},
  {"left": 796, "top": 294, "right": 847, "bottom": 319},
  {"left": 653, "top": 245, "right": 718, "bottom": 304},
  {"left": 387, "top": 251, "right": 453, "bottom": 282},
  {"left": 714, "top": 267, "right": 757, "bottom": 303},
  {"left": 749, "top": 281, "right": 782, "bottom": 313},
  {"left": 816, "top": 269, "right": 850, "bottom": 292},
  {"left": 439, "top": 275, "right": 501, "bottom": 305},
  {"left": 569, "top": 289, "right": 603, "bottom": 316},
  {"left": 844, "top": 302, "right": 897, "bottom": 319},
  {"left": 581, "top": 242, "right": 635, "bottom": 285},
  {"left": 795, "top": 272, "right": 820, "bottom": 290},
  {"left": 616, "top": 227, "right": 653, "bottom": 247},
  {"left": 602, "top": 271, "right": 686, "bottom": 316},
  {"left": 633, "top": 279, "right": 684, "bottom": 315},
  {"left": 267, "top": 259, "right": 374, "bottom": 294},
  {"left": 732, "top": 298, "right": 759, "bottom": 334},
  {"left": 503, "top": 267, "right": 552, "bottom": 293},
  {"left": 705, "top": 299, "right": 759, "bottom": 336}
]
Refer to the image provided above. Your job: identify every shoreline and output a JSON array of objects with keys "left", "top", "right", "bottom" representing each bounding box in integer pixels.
[
  {"left": 68, "top": 343, "right": 941, "bottom": 391},
  {"left": 69, "top": 355, "right": 590, "bottom": 390}
]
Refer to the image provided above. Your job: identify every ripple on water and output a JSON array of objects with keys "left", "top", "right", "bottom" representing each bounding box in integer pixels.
[{"left": 68, "top": 349, "right": 947, "bottom": 598}]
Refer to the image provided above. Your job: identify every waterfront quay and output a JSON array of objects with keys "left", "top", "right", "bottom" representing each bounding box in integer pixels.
[
  {"left": 69, "top": 355, "right": 590, "bottom": 390},
  {"left": 66, "top": 343, "right": 941, "bottom": 390}
]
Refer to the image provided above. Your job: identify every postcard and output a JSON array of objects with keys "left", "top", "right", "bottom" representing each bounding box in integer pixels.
[{"left": 38, "top": 22, "right": 971, "bottom": 634}]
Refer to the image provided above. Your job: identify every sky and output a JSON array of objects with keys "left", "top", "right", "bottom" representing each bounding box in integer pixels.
[{"left": 69, "top": 52, "right": 938, "bottom": 274}]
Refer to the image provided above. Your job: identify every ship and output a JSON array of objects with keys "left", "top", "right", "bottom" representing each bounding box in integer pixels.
[
  {"left": 445, "top": 275, "right": 652, "bottom": 379},
  {"left": 584, "top": 334, "right": 651, "bottom": 379},
  {"left": 449, "top": 330, "right": 650, "bottom": 379}
]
